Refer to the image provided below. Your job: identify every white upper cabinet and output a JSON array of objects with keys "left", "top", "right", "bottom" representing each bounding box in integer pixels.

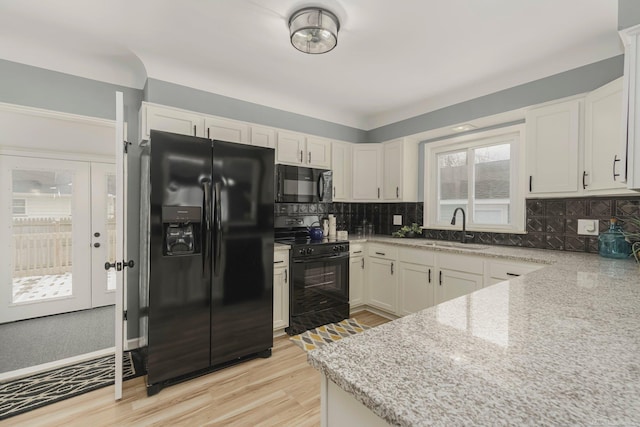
[
  {"left": 526, "top": 99, "right": 581, "bottom": 194},
  {"left": 382, "top": 138, "right": 418, "bottom": 201},
  {"left": 306, "top": 136, "right": 332, "bottom": 168},
  {"left": 352, "top": 144, "right": 383, "bottom": 200},
  {"left": 276, "top": 131, "right": 331, "bottom": 168},
  {"left": 331, "top": 141, "right": 352, "bottom": 201},
  {"left": 250, "top": 125, "right": 276, "bottom": 148},
  {"left": 584, "top": 78, "right": 627, "bottom": 193},
  {"left": 619, "top": 25, "right": 640, "bottom": 190},
  {"left": 204, "top": 117, "right": 249, "bottom": 144},
  {"left": 140, "top": 103, "right": 205, "bottom": 140}
]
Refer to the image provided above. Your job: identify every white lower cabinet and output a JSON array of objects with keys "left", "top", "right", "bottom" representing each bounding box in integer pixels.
[
  {"left": 435, "top": 253, "right": 483, "bottom": 305},
  {"left": 349, "top": 244, "right": 365, "bottom": 308},
  {"left": 397, "top": 248, "right": 435, "bottom": 316},
  {"left": 485, "top": 259, "right": 543, "bottom": 286},
  {"left": 366, "top": 244, "right": 398, "bottom": 313},
  {"left": 273, "top": 250, "right": 289, "bottom": 330}
]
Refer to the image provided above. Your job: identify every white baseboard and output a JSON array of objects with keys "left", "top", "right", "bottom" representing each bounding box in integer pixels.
[
  {"left": 0, "top": 347, "right": 116, "bottom": 382},
  {"left": 352, "top": 305, "right": 398, "bottom": 321}
]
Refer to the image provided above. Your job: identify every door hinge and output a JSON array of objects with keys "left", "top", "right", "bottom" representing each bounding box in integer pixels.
[
  {"left": 123, "top": 141, "right": 132, "bottom": 153},
  {"left": 123, "top": 310, "right": 128, "bottom": 321}
]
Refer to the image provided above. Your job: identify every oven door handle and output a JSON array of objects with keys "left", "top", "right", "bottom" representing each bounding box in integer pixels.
[{"left": 293, "top": 253, "right": 349, "bottom": 263}]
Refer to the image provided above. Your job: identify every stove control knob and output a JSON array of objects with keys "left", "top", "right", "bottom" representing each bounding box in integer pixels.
[
  {"left": 299, "top": 249, "right": 306, "bottom": 256},
  {"left": 332, "top": 245, "right": 338, "bottom": 252},
  {"left": 339, "top": 245, "right": 346, "bottom": 252},
  {"left": 306, "top": 248, "right": 313, "bottom": 255}
]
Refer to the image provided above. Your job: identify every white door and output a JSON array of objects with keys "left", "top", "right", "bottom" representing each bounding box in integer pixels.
[
  {"left": 0, "top": 155, "right": 92, "bottom": 323},
  {"left": 91, "top": 163, "right": 117, "bottom": 307},
  {"left": 113, "top": 91, "right": 126, "bottom": 400},
  {"left": 276, "top": 131, "right": 305, "bottom": 165},
  {"left": 367, "top": 257, "right": 396, "bottom": 312},
  {"left": 398, "top": 262, "right": 433, "bottom": 315},
  {"left": 383, "top": 139, "right": 403, "bottom": 200}
]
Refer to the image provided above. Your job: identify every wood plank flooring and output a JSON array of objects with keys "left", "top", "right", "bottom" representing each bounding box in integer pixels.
[{"left": 7, "top": 311, "right": 390, "bottom": 427}]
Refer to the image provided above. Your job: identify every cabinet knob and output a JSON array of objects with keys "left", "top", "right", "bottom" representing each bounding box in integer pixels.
[{"left": 613, "top": 155, "right": 621, "bottom": 181}]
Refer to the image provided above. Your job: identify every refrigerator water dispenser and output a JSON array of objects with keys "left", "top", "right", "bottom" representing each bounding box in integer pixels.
[{"left": 162, "top": 206, "right": 201, "bottom": 256}]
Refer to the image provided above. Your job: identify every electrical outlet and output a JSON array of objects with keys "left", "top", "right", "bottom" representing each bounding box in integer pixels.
[
  {"left": 393, "top": 215, "right": 403, "bottom": 226},
  {"left": 577, "top": 219, "right": 599, "bottom": 236}
]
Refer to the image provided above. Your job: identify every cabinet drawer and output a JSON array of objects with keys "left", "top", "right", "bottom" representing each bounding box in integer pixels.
[
  {"left": 350, "top": 243, "right": 365, "bottom": 256},
  {"left": 437, "top": 253, "right": 483, "bottom": 275},
  {"left": 398, "top": 247, "right": 434, "bottom": 266},
  {"left": 368, "top": 244, "right": 397, "bottom": 260},
  {"left": 274, "top": 250, "right": 289, "bottom": 265},
  {"left": 489, "top": 261, "right": 541, "bottom": 280}
]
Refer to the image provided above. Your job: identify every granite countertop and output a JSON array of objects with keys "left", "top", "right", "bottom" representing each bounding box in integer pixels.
[{"left": 308, "top": 239, "right": 640, "bottom": 426}]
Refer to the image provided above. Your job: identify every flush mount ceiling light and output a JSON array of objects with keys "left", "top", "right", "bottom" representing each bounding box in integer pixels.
[
  {"left": 451, "top": 124, "right": 477, "bottom": 132},
  {"left": 289, "top": 7, "right": 340, "bottom": 54}
]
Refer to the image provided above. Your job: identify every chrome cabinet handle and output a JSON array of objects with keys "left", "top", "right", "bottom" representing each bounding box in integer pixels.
[
  {"left": 506, "top": 272, "right": 520, "bottom": 277},
  {"left": 308, "top": 152, "right": 311, "bottom": 163},
  {"left": 274, "top": 260, "right": 284, "bottom": 264},
  {"left": 428, "top": 268, "right": 431, "bottom": 283},
  {"left": 396, "top": 186, "right": 399, "bottom": 198},
  {"left": 613, "top": 155, "right": 621, "bottom": 181},
  {"left": 390, "top": 262, "right": 394, "bottom": 275},
  {"left": 439, "top": 271, "right": 442, "bottom": 285},
  {"left": 361, "top": 258, "right": 364, "bottom": 269},
  {"left": 377, "top": 188, "right": 380, "bottom": 198},
  {"left": 300, "top": 150, "right": 303, "bottom": 163},
  {"left": 375, "top": 252, "right": 385, "bottom": 256},
  {"left": 583, "top": 171, "right": 588, "bottom": 189},
  {"left": 353, "top": 250, "right": 362, "bottom": 254},
  {"left": 529, "top": 176, "right": 532, "bottom": 192},
  {"left": 284, "top": 269, "right": 287, "bottom": 283},
  {"left": 193, "top": 125, "right": 197, "bottom": 136}
]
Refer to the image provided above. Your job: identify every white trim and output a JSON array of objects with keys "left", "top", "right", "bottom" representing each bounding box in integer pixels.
[
  {"left": 0, "top": 147, "right": 115, "bottom": 163},
  {"left": 424, "top": 125, "right": 526, "bottom": 234},
  {"left": 0, "top": 101, "right": 115, "bottom": 128},
  {"left": 0, "top": 347, "right": 115, "bottom": 382}
]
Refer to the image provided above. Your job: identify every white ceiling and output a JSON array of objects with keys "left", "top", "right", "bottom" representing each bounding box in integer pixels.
[{"left": 0, "top": 0, "right": 622, "bottom": 130}]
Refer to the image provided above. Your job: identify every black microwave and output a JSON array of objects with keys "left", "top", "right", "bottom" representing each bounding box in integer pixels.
[{"left": 275, "top": 164, "right": 332, "bottom": 203}]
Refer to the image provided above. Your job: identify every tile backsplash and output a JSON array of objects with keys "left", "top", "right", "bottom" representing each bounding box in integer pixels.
[{"left": 276, "top": 195, "right": 640, "bottom": 254}]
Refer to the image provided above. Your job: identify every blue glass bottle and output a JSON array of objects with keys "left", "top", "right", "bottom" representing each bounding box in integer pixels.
[{"left": 598, "top": 218, "right": 631, "bottom": 259}]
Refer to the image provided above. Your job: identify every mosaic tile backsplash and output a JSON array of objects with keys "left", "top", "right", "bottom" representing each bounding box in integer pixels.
[{"left": 276, "top": 195, "right": 640, "bottom": 254}]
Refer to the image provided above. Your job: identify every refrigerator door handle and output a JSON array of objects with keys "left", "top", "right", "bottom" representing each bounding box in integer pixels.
[
  {"left": 214, "top": 182, "right": 222, "bottom": 276},
  {"left": 202, "top": 180, "right": 212, "bottom": 277},
  {"left": 317, "top": 173, "right": 324, "bottom": 202}
]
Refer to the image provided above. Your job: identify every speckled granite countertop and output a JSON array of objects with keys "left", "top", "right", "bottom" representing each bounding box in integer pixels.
[{"left": 308, "top": 238, "right": 640, "bottom": 426}]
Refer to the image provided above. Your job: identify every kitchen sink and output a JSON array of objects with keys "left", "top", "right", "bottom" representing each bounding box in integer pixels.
[{"left": 419, "top": 241, "right": 489, "bottom": 250}]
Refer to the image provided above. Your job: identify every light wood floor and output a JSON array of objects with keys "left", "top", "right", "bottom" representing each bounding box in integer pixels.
[{"left": 7, "top": 311, "right": 390, "bottom": 427}]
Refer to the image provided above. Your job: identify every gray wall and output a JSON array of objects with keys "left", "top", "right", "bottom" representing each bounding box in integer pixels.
[
  {"left": 368, "top": 55, "right": 624, "bottom": 143},
  {"left": 619, "top": 0, "right": 640, "bottom": 29},
  {"left": 145, "top": 78, "right": 368, "bottom": 143}
]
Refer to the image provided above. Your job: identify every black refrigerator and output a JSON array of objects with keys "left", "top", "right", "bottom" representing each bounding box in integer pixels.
[{"left": 139, "top": 130, "right": 274, "bottom": 395}]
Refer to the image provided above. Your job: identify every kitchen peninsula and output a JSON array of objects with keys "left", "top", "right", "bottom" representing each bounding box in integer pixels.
[{"left": 309, "top": 239, "right": 640, "bottom": 426}]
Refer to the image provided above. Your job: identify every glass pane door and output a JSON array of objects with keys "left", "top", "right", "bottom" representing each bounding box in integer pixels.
[
  {"left": 0, "top": 155, "right": 91, "bottom": 323},
  {"left": 91, "top": 162, "right": 116, "bottom": 307}
]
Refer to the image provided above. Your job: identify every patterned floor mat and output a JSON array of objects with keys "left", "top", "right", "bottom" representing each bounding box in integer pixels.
[
  {"left": 289, "top": 318, "right": 370, "bottom": 352},
  {"left": 0, "top": 350, "right": 143, "bottom": 420}
]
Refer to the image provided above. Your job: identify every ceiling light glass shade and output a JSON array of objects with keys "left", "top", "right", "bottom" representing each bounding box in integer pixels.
[{"left": 289, "top": 8, "right": 339, "bottom": 54}]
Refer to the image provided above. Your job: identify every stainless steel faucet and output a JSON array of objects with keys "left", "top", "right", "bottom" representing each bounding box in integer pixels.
[{"left": 450, "top": 207, "right": 473, "bottom": 243}]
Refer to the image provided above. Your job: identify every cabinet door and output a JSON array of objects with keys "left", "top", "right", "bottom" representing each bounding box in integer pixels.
[
  {"left": 436, "top": 268, "right": 482, "bottom": 304},
  {"left": 276, "top": 131, "right": 306, "bottom": 165},
  {"left": 584, "top": 78, "right": 627, "bottom": 192},
  {"left": 367, "top": 257, "right": 396, "bottom": 313},
  {"left": 273, "top": 265, "right": 289, "bottom": 330},
  {"left": 332, "top": 142, "right": 352, "bottom": 201},
  {"left": 306, "top": 137, "right": 331, "bottom": 168},
  {"left": 526, "top": 99, "right": 580, "bottom": 194},
  {"left": 250, "top": 125, "right": 276, "bottom": 148},
  {"left": 352, "top": 144, "right": 383, "bottom": 200},
  {"left": 383, "top": 139, "right": 403, "bottom": 200},
  {"left": 398, "top": 262, "right": 434, "bottom": 316},
  {"left": 204, "top": 117, "right": 249, "bottom": 144},
  {"left": 349, "top": 256, "right": 364, "bottom": 307},
  {"left": 142, "top": 104, "right": 204, "bottom": 139}
]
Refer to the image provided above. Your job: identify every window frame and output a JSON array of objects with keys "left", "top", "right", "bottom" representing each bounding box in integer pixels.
[
  {"left": 423, "top": 125, "right": 525, "bottom": 233},
  {"left": 12, "top": 198, "right": 26, "bottom": 216}
]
